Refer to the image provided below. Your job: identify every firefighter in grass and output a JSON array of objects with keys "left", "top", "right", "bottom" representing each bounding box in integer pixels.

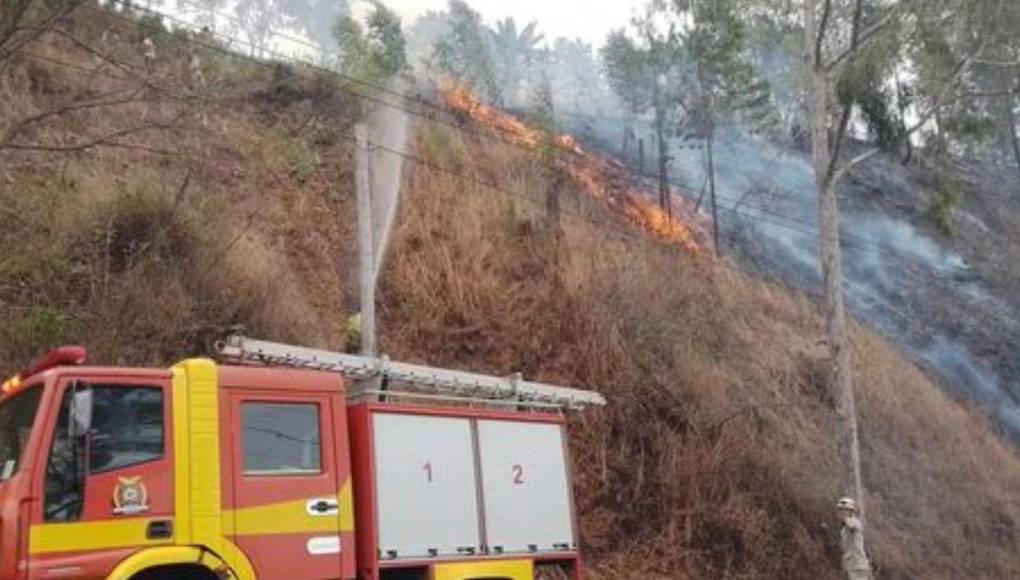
[
  {"left": 837, "top": 497, "right": 872, "bottom": 580},
  {"left": 345, "top": 313, "right": 363, "bottom": 353}
]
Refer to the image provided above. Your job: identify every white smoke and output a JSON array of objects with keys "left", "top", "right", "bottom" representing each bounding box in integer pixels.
[
  {"left": 555, "top": 112, "right": 1020, "bottom": 439},
  {"left": 366, "top": 79, "right": 413, "bottom": 284}
]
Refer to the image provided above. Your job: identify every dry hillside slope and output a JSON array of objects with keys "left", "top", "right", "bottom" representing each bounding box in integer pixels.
[{"left": 1, "top": 9, "right": 1019, "bottom": 580}]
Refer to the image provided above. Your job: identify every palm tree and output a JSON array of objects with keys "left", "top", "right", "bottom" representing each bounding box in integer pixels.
[{"left": 490, "top": 17, "right": 544, "bottom": 106}]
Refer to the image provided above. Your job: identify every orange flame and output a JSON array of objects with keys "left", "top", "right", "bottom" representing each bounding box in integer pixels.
[
  {"left": 443, "top": 84, "right": 544, "bottom": 148},
  {"left": 441, "top": 82, "right": 704, "bottom": 253}
]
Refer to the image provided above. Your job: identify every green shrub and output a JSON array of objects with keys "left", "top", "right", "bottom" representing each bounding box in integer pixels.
[
  {"left": 2, "top": 307, "right": 76, "bottom": 362},
  {"left": 282, "top": 139, "right": 321, "bottom": 182}
]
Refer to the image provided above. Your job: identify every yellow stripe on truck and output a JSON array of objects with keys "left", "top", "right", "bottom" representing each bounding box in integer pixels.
[
  {"left": 172, "top": 359, "right": 256, "bottom": 580},
  {"left": 225, "top": 480, "right": 356, "bottom": 535},
  {"left": 434, "top": 559, "right": 534, "bottom": 580},
  {"left": 173, "top": 360, "right": 223, "bottom": 544},
  {"left": 29, "top": 519, "right": 173, "bottom": 555}
]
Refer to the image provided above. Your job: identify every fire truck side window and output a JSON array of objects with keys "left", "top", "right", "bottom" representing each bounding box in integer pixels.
[
  {"left": 242, "top": 402, "right": 321, "bottom": 475},
  {"left": 44, "top": 385, "right": 164, "bottom": 522},
  {"left": 88, "top": 386, "right": 164, "bottom": 473}
]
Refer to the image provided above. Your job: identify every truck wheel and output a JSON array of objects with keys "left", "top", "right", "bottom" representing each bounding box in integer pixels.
[{"left": 132, "top": 564, "right": 219, "bottom": 580}]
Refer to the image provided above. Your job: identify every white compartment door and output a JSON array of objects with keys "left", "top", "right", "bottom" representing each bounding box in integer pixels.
[
  {"left": 477, "top": 421, "right": 575, "bottom": 554},
  {"left": 373, "top": 413, "right": 482, "bottom": 559}
]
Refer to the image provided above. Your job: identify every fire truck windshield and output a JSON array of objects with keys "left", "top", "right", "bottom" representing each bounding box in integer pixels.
[{"left": 0, "top": 386, "right": 43, "bottom": 481}]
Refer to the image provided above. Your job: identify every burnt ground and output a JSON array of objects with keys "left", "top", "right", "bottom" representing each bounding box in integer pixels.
[
  {"left": 843, "top": 151, "right": 1020, "bottom": 426},
  {"left": 562, "top": 111, "right": 1020, "bottom": 439}
]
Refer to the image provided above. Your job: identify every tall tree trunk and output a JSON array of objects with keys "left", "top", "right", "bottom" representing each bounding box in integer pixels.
[{"left": 804, "top": 1, "right": 868, "bottom": 577}]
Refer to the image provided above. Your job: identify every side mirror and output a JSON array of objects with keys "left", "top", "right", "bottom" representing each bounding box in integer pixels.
[{"left": 69, "top": 388, "right": 93, "bottom": 437}]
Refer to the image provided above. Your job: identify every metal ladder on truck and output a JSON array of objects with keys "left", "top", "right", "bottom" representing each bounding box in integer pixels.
[{"left": 217, "top": 335, "right": 607, "bottom": 410}]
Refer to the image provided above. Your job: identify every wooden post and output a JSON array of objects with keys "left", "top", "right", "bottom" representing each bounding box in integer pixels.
[
  {"left": 639, "top": 138, "right": 645, "bottom": 174},
  {"left": 707, "top": 134, "right": 719, "bottom": 255},
  {"left": 655, "top": 105, "right": 671, "bottom": 217}
]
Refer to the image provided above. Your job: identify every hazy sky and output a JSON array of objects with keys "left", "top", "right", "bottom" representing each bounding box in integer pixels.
[{"left": 382, "top": 0, "right": 644, "bottom": 48}]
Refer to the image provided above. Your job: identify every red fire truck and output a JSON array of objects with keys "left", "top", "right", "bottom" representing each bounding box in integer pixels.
[{"left": 0, "top": 336, "right": 604, "bottom": 580}]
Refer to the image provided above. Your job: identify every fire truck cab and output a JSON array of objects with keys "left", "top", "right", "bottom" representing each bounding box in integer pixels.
[{"left": 0, "top": 342, "right": 600, "bottom": 580}]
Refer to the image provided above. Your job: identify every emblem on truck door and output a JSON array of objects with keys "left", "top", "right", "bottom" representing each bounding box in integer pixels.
[{"left": 112, "top": 476, "right": 150, "bottom": 515}]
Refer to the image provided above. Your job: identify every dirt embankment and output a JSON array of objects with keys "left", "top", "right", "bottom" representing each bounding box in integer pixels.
[{"left": 2, "top": 8, "right": 1020, "bottom": 580}]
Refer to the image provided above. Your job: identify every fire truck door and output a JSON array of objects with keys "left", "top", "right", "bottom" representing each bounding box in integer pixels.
[
  {"left": 29, "top": 379, "right": 175, "bottom": 579},
  {"left": 228, "top": 392, "right": 344, "bottom": 579}
]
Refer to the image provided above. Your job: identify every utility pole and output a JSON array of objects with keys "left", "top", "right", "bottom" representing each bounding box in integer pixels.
[
  {"left": 653, "top": 75, "right": 671, "bottom": 218},
  {"left": 356, "top": 124, "right": 377, "bottom": 357},
  {"left": 655, "top": 117, "right": 671, "bottom": 217}
]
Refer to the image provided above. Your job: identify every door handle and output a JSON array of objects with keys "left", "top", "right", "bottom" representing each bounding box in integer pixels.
[
  {"left": 306, "top": 498, "right": 339, "bottom": 516},
  {"left": 146, "top": 520, "right": 173, "bottom": 540}
]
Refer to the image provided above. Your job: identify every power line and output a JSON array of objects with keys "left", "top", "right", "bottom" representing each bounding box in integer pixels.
[
  {"left": 317, "top": 128, "right": 703, "bottom": 265},
  {"left": 5, "top": 3, "right": 1011, "bottom": 411},
  {"left": 16, "top": 33, "right": 639, "bottom": 249},
  {"left": 134, "top": 0, "right": 898, "bottom": 253},
  {"left": 77, "top": 3, "right": 701, "bottom": 250},
  {"left": 352, "top": 133, "right": 1020, "bottom": 334},
  {"left": 81, "top": 1, "right": 963, "bottom": 262},
  {"left": 91, "top": 0, "right": 780, "bottom": 227},
  {"left": 365, "top": 142, "right": 956, "bottom": 350},
  {"left": 23, "top": 53, "right": 1019, "bottom": 356},
  {"left": 90, "top": 0, "right": 962, "bottom": 268},
  {"left": 35, "top": 9, "right": 949, "bottom": 265},
  {"left": 52, "top": 2, "right": 1020, "bottom": 332},
  {"left": 28, "top": 7, "right": 985, "bottom": 294}
]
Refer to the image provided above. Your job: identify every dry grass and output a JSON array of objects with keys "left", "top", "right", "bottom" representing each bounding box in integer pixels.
[
  {"left": 0, "top": 9, "right": 358, "bottom": 365},
  {"left": 379, "top": 124, "right": 1020, "bottom": 579},
  {"left": 4, "top": 9, "right": 1020, "bottom": 580}
]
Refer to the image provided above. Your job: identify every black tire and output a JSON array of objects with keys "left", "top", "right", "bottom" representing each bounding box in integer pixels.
[{"left": 132, "top": 564, "right": 219, "bottom": 580}]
